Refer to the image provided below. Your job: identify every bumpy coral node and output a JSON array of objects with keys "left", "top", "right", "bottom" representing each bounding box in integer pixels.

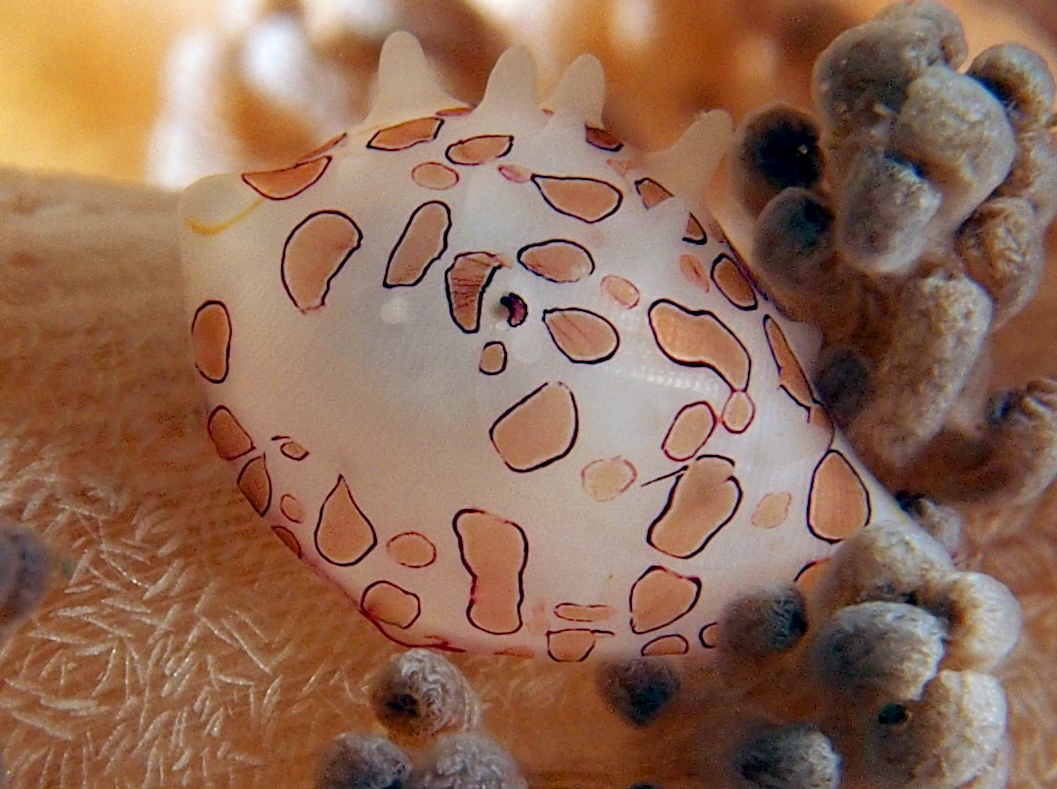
[{"left": 734, "top": 0, "right": 1057, "bottom": 505}]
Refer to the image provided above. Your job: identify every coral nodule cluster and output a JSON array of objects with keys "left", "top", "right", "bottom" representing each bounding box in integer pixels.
[
  {"left": 733, "top": 0, "right": 1057, "bottom": 505},
  {"left": 315, "top": 649, "right": 525, "bottom": 789}
]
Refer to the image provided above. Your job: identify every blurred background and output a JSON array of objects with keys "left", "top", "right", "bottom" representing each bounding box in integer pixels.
[{"left": 3, "top": 0, "right": 1056, "bottom": 185}]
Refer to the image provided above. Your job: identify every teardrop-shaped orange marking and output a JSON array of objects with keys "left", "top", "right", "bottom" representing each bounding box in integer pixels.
[
  {"left": 648, "top": 300, "right": 751, "bottom": 389},
  {"left": 543, "top": 308, "right": 620, "bottom": 363},
  {"left": 361, "top": 581, "right": 421, "bottom": 629},
  {"left": 385, "top": 202, "right": 451, "bottom": 287},
  {"left": 648, "top": 455, "right": 741, "bottom": 559},
  {"left": 630, "top": 566, "right": 701, "bottom": 634},
  {"left": 237, "top": 455, "right": 272, "bottom": 516},
  {"left": 445, "top": 135, "right": 513, "bottom": 165},
  {"left": 712, "top": 254, "right": 758, "bottom": 310},
  {"left": 518, "top": 239, "right": 594, "bottom": 282},
  {"left": 454, "top": 509, "right": 527, "bottom": 635},
  {"left": 490, "top": 382, "right": 578, "bottom": 472},
  {"left": 662, "top": 402, "right": 716, "bottom": 461},
  {"left": 242, "top": 157, "right": 330, "bottom": 200},
  {"left": 808, "top": 450, "right": 870, "bottom": 542},
  {"left": 367, "top": 117, "right": 443, "bottom": 151},
  {"left": 531, "top": 175, "right": 623, "bottom": 223},
  {"left": 314, "top": 476, "right": 377, "bottom": 565},
  {"left": 191, "top": 301, "right": 231, "bottom": 383},
  {"left": 281, "top": 211, "right": 362, "bottom": 312},
  {"left": 207, "top": 406, "right": 254, "bottom": 460}
]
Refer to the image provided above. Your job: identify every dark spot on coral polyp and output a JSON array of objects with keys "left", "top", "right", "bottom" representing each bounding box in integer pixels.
[
  {"left": 815, "top": 348, "right": 870, "bottom": 425},
  {"left": 501, "top": 293, "right": 528, "bottom": 327},
  {"left": 751, "top": 110, "right": 824, "bottom": 192},
  {"left": 386, "top": 693, "right": 420, "bottom": 720},
  {"left": 878, "top": 703, "right": 909, "bottom": 726}
]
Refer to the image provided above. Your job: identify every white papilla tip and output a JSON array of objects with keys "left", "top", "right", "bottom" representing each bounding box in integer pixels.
[
  {"left": 543, "top": 54, "right": 606, "bottom": 126},
  {"left": 363, "top": 31, "right": 458, "bottom": 127},
  {"left": 477, "top": 46, "right": 539, "bottom": 114},
  {"left": 645, "top": 110, "right": 734, "bottom": 207}
]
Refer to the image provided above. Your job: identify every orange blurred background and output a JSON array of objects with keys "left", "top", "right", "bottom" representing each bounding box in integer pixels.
[{"left": 4, "top": 0, "right": 1056, "bottom": 183}]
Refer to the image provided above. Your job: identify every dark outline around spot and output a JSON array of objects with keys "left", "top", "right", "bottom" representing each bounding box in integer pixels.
[
  {"left": 314, "top": 475, "right": 378, "bottom": 567},
  {"left": 489, "top": 382, "right": 579, "bottom": 473},
  {"left": 517, "top": 238, "right": 596, "bottom": 282},
  {"left": 641, "top": 634, "right": 690, "bottom": 657},
  {"left": 530, "top": 174, "right": 623, "bottom": 224},
  {"left": 444, "top": 134, "right": 514, "bottom": 166},
  {"left": 241, "top": 156, "right": 331, "bottom": 201},
  {"left": 585, "top": 124, "right": 623, "bottom": 152},
  {"left": 634, "top": 177, "right": 673, "bottom": 209},
  {"left": 360, "top": 580, "right": 423, "bottom": 629},
  {"left": 721, "top": 391, "right": 756, "bottom": 434},
  {"left": 279, "top": 441, "right": 310, "bottom": 461},
  {"left": 192, "top": 300, "right": 232, "bottom": 383},
  {"left": 384, "top": 201, "right": 452, "bottom": 288},
  {"left": 763, "top": 314, "right": 815, "bottom": 419},
  {"left": 646, "top": 454, "right": 742, "bottom": 559},
  {"left": 479, "top": 341, "right": 508, "bottom": 376},
  {"left": 684, "top": 213, "right": 708, "bottom": 245},
  {"left": 366, "top": 117, "right": 443, "bottom": 151},
  {"left": 237, "top": 454, "right": 272, "bottom": 517},
  {"left": 629, "top": 565, "right": 703, "bottom": 634},
  {"left": 281, "top": 210, "right": 362, "bottom": 313},
  {"left": 542, "top": 307, "right": 620, "bottom": 364},
  {"left": 661, "top": 400, "right": 716, "bottom": 461},
  {"left": 453, "top": 508, "right": 528, "bottom": 635},
  {"left": 207, "top": 405, "right": 255, "bottom": 460},
  {"left": 647, "top": 299, "right": 752, "bottom": 390},
  {"left": 711, "top": 253, "right": 759, "bottom": 311},
  {"left": 806, "top": 449, "right": 872, "bottom": 544},
  {"left": 699, "top": 622, "right": 719, "bottom": 649},
  {"left": 386, "top": 531, "right": 438, "bottom": 569}
]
